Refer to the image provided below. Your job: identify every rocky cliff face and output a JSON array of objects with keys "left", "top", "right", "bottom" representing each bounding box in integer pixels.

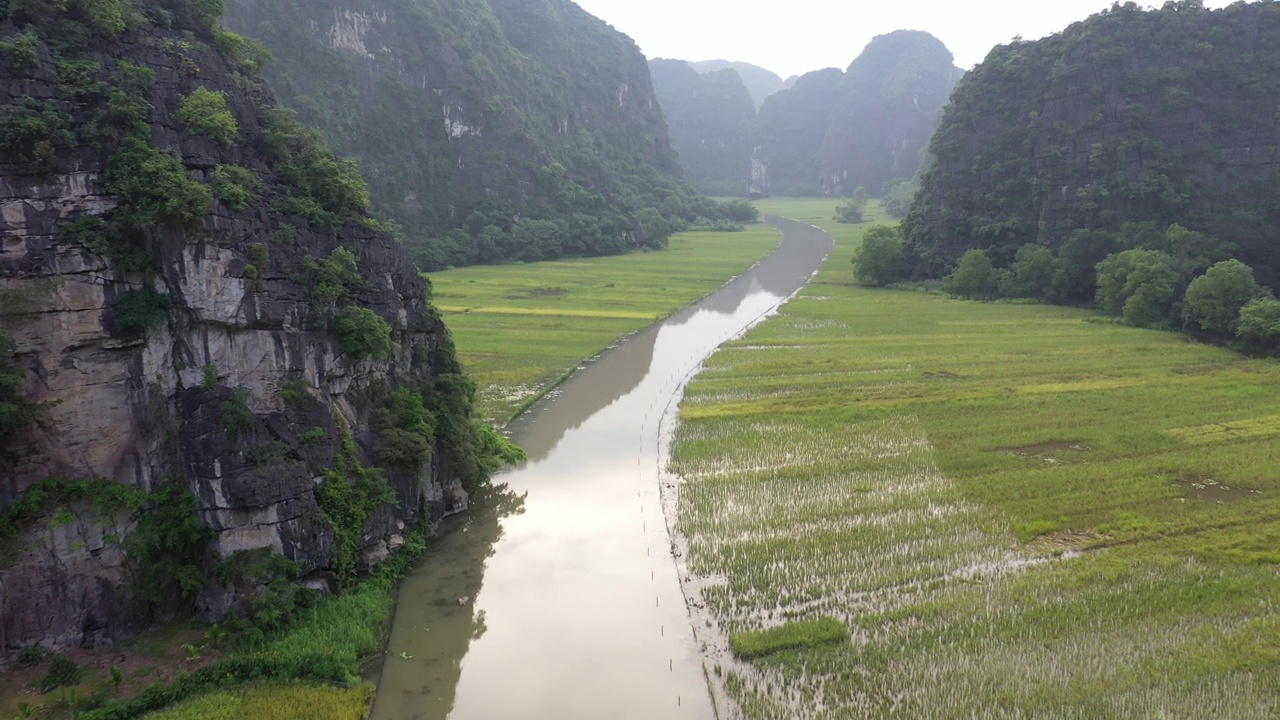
[
  {"left": 0, "top": 3, "right": 474, "bottom": 654},
  {"left": 222, "top": 0, "right": 695, "bottom": 270},
  {"left": 904, "top": 2, "right": 1280, "bottom": 286}
]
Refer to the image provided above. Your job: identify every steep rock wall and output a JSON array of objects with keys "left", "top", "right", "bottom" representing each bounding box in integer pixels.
[{"left": 0, "top": 7, "right": 472, "bottom": 654}]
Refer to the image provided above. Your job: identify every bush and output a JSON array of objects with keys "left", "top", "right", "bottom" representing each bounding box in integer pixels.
[
  {"left": 719, "top": 199, "right": 759, "bottom": 223},
  {"left": 112, "top": 288, "right": 170, "bottom": 336},
  {"left": 0, "top": 32, "right": 40, "bottom": 71},
  {"left": 881, "top": 178, "right": 919, "bottom": 219},
  {"left": 729, "top": 617, "right": 848, "bottom": 659},
  {"left": 374, "top": 427, "right": 430, "bottom": 471},
  {"left": 176, "top": 87, "right": 237, "bottom": 148},
  {"left": 475, "top": 422, "right": 525, "bottom": 477},
  {"left": 104, "top": 136, "right": 212, "bottom": 230},
  {"left": 39, "top": 654, "right": 83, "bottom": 694},
  {"left": 0, "top": 329, "right": 39, "bottom": 449},
  {"left": 1094, "top": 249, "right": 1178, "bottom": 327},
  {"left": 261, "top": 108, "right": 369, "bottom": 226},
  {"left": 943, "top": 249, "right": 998, "bottom": 300},
  {"left": 0, "top": 97, "right": 75, "bottom": 177},
  {"left": 301, "top": 247, "right": 362, "bottom": 309},
  {"left": 1236, "top": 297, "right": 1280, "bottom": 354},
  {"left": 125, "top": 482, "right": 212, "bottom": 607},
  {"left": 834, "top": 195, "right": 866, "bottom": 224},
  {"left": 220, "top": 387, "right": 254, "bottom": 438},
  {"left": 211, "top": 165, "right": 261, "bottom": 210},
  {"left": 851, "top": 225, "right": 908, "bottom": 286},
  {"left": 1183, "top": 259, "right": 1261, "bottom": 335},
  {"left": 333, "top": 307, "right": 392, "bottom": 362},
  {"left": 1004, "top": 244, "right": 1058, "bottom": 299}
]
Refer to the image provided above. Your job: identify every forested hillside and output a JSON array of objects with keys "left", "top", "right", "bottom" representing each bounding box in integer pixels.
[
  {"left": 648, "top": 59, "right": 755, "bottom": 196},
  {"left": 904, "top": 1, "right": 1280, "bottom": 292},
  {"left": 223, "top": 0, "right": 735, "bottom": 271}
]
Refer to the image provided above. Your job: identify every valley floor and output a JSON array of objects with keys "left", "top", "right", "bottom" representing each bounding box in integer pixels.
[
  {"left": 427, "top": 228, "right": 781, "bottom": 424},
  {"left": 670, "top": 199, "right": 1280, "bottom": 717}
]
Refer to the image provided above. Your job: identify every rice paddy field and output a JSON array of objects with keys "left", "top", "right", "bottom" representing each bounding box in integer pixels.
[
  {"left": 670, "top": 198, "right": 1280, "bottom": 718},
  {"left": 426, "top": 228, "right": 781, "bottom": 424}
]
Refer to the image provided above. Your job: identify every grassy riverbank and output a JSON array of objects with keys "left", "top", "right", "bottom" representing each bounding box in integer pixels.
[
  {"left": 428, "top": 227, "right": 781, "bottom": 424},
  {"left": 672, "top": 200, "right": 1280, "bottom": 717}
]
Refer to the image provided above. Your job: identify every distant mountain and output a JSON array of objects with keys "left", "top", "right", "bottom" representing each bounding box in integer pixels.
[
  {"left": 752, "top": 31, "right": 961, "bottom": 196},
  {"left": 903, "top": 2, "right": 1280, "bottom": 289},
  {"left": 652, "top": 32, "right": 960, "bottom": 198},
  {"left": 649, "top": 59, "right": 756, "bottom": 195},
  {"left": 819, "top": 30, "right": 965, "bottom": 196},
  {"left": 689, "top": 60, "right": 788, "bottom": 108},
  {"left": 754, "top": 69, "right": 847, "bottom": 196}
]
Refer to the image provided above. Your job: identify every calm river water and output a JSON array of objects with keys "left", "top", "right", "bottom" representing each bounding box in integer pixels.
[{"left": 370, "top": 217, "right": 832, "bottom": 720}]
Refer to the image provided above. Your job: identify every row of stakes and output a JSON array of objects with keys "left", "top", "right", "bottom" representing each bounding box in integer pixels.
[{"left": 637, "top": 364, "right": 702, "bottom": 711}]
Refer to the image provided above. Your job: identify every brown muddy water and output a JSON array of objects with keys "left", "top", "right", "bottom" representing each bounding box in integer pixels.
[{"left": 369, "top": 217, "right": 832, "bottom": 720}]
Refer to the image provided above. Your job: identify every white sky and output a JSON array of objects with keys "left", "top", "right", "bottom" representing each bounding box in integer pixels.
[{"left": 572, "top": 0, "right": 1240, "bottom": 77}]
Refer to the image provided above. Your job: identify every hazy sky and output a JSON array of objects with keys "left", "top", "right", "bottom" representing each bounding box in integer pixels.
[{"left": 572, "top": 0, "right": 1239, "bottom": 78}]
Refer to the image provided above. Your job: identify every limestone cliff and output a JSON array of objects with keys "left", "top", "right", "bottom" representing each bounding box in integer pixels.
[
  {"left": 0, "top": 1, "right": 475, "bottom": 655},
  {"left": 221, "top": 0, "right": 708, "bottom": 270}
]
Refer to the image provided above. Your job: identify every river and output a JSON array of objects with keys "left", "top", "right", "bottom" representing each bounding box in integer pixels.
[{"left": 370, "top": 216, "right": 833, "bottom": 720}]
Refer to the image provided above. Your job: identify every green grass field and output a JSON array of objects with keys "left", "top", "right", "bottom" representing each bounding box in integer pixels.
[
  {"left": 142, "top": 682, "right": 370, "bottom": 720},
  {"left": 672, "top": 199, "right": 1280, "bottom": 717},
  {"left": 427, "top": 228, "right": 781, "bottom": 424}
]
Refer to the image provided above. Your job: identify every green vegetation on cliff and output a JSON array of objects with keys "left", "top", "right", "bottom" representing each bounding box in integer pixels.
[
  {"left": 905, "top": 2, "right": 1280, "bottom": 292},
  {"left": 223, "top": 0, "right": 738, "bottom": 271}
]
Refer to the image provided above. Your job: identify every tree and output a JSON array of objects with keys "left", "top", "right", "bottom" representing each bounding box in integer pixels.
[
  {"left": 851, "top": 225, "right": 908, "bottom": 286},
  {"left": 881, "top": 178, "right": 919, "bottom": 219},
  {"left": 1182, "top": 259, "right": 1261, "bottom": 334},
  {"left": 176, "top": 87, "right": 238, "bottom": 148},
  {"left": 1237, "top": 297, "right": 1280, "bottom": 354},
  {"left": 834, "top": 195, "right": 867, "bottom": 224},
  {"left": 944, "top": 249, "right": 997, "bottom": 300},
  {"left": 333, "top": 306, "right": 393, "bottom": 361},
  {"left": 1005, "top": 244, "right": 1058, "bottom": 299},
  {"left": 0, "top": 329, "right": 38, "bottom": 449},
  {"left": 1094, "top": 249, "right": 1178, "bottom": 327}
]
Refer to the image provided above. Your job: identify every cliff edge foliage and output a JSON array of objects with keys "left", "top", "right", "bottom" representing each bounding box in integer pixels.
[{"left": 0, "top": 0, "right": 501, "bottom": 654}]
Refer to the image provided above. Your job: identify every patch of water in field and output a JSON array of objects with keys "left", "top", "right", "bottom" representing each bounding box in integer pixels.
[{"left": 369, "top": 217, "right": 832, "bottom": 720}]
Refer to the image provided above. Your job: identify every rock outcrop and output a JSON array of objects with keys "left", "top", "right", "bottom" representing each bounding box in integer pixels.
[{"left": 0, "top": 3, "right": 474, "bottom": 654}]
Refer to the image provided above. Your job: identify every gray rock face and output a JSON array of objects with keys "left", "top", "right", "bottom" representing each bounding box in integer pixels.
[{"left": 0, "top": 19, "right": 470, "bottom": 654}]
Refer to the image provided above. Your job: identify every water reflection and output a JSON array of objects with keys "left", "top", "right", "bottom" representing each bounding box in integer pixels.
[
  {"left": 370, "top": 217, "right": 832, "bottom": 720},
  {"left": 367, "top": 484, "right": 526, "bottom": 718}
]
